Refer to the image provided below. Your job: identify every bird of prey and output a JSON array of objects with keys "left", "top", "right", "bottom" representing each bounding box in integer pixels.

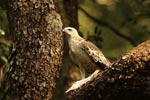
[{"left": 63, "top": 27, "right": 111, "bottom": 79}]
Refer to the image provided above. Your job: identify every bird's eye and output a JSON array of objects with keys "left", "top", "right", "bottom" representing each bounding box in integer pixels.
[{"left": 68, "top": 29, "right": 72, "bottom": 31}]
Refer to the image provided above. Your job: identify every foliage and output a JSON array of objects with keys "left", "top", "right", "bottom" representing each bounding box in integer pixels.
[
  {"left": 79, "top": 0, "right": 150, "bottom": 60},
  {"left": 0, "top": 1, "right": 10, "bottom": 69},
  {"left": 0, "top": 33, "right": 10, "bottom": 68}
]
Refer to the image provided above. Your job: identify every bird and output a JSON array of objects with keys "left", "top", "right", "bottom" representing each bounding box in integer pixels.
[{"left": 63, "top": 27, "right": 111, "bottom": 79}]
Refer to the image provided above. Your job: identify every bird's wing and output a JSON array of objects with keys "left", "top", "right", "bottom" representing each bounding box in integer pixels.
[{"left": 81, "top": 41, "right": 110, "bottom": 69}]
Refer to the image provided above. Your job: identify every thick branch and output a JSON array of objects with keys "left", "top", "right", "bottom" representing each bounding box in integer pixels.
[
  {"left": 79, "top": 7, "right": 137, "bottom": 46},
  {"left": 66, "top": 40, "right": 150, "bottom": 100}
]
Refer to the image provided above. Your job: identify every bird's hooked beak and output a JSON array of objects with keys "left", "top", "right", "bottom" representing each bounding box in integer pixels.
[
  {"left": 62, "top": 28, "right": 69, "bottom": 35},
  {"left": 63, "top": 27, "right": 77, "bottom": 34},
  {"left": 62, "top": 27, "right": 71, "bottom": 36},
  {"left": 62, "top": 27, "right": 71, "bottom": 39},
  {"left": 62, "top": 27, "right": 71, "bottom": 34},
  {"left": 62, "top": 27, "right": 80, "bottom": 39},
  {"left": 62, "top": 28, "right": 65, "bottom": 33}
]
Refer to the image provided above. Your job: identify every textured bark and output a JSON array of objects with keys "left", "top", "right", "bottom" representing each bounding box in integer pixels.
[
  {"left": 52, "top": 0, "right": 79, "bottom": 100},
  {"left": 0, "top": 0, "right": 63, "bottom": 100},
  {"left": 67, "top": 40, "right": 150, "bottom": 100},
  {"left": 62, "top": 0, "right": 78, "bottom": 29},
  {"left": 55, "top": 0, "right": 78, "bottom": 29}
]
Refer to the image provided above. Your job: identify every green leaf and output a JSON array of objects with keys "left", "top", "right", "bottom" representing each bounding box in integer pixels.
[
  {"left": 0, "top": 29, "right": 5, "bottom": 36},
  {"left": 1, "top": 56, "right": 7, "bottom": 63}
]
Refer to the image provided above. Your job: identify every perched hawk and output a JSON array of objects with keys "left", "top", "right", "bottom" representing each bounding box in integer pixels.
[{"left": 63, "top": 27, "right": 110, "bottom": 79}]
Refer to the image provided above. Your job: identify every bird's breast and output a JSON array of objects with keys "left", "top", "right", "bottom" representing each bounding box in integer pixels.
[{"left": 69, "top": 44, "right": 98, "bottom": 74}]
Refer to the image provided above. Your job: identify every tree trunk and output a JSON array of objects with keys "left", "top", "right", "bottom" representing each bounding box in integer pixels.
[
  {"left": 66, "top": 40, "right": 150, "bottom": 100},
  {"left": 53, "top": 0, "right": 79, "bottom": 100},
  {"left": 55, "top": 0, "right": 78, "bottom": 29},
  {"left": 0, "top": 0, "right": 63, "bottom": 100}
]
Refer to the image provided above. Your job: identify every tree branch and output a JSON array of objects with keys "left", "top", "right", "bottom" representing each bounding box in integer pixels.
[
  {"left": 79, "top": 7, "right": 137, "bottom": 46},
  {"left": 66, "top": 40, "right": 150, "bottom": 100}
]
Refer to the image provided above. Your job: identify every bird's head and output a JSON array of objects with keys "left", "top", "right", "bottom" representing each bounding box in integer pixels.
[{"left": 63, "top": 27, "right": 80, "bottom": 39}]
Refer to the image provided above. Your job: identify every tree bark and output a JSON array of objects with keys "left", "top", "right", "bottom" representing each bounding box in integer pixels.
[
  {"left": 55, "top": 0, "right": 78, "bottom": 29},
  {"left": 52, "top": 0, "right": 79, "bottom": 100},
  {"left": 66, "top": 40, "right": 150, "bottom": 100},
  {"left": 0, "top": 0, "right": 63, "bottom": 100}
]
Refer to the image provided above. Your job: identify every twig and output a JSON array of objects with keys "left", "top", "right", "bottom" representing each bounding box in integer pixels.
[{"left": 79, "top": 7, "right": 137, "bottom": 46}]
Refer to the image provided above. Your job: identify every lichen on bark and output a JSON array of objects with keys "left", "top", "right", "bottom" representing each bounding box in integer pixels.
[{"left": 0, "top": 0, "right": 63, "bottom": 100}]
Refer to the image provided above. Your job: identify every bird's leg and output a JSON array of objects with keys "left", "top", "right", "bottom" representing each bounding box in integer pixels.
[{"left": 79, "top": 67, "right": 85, "bottom": 79}]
